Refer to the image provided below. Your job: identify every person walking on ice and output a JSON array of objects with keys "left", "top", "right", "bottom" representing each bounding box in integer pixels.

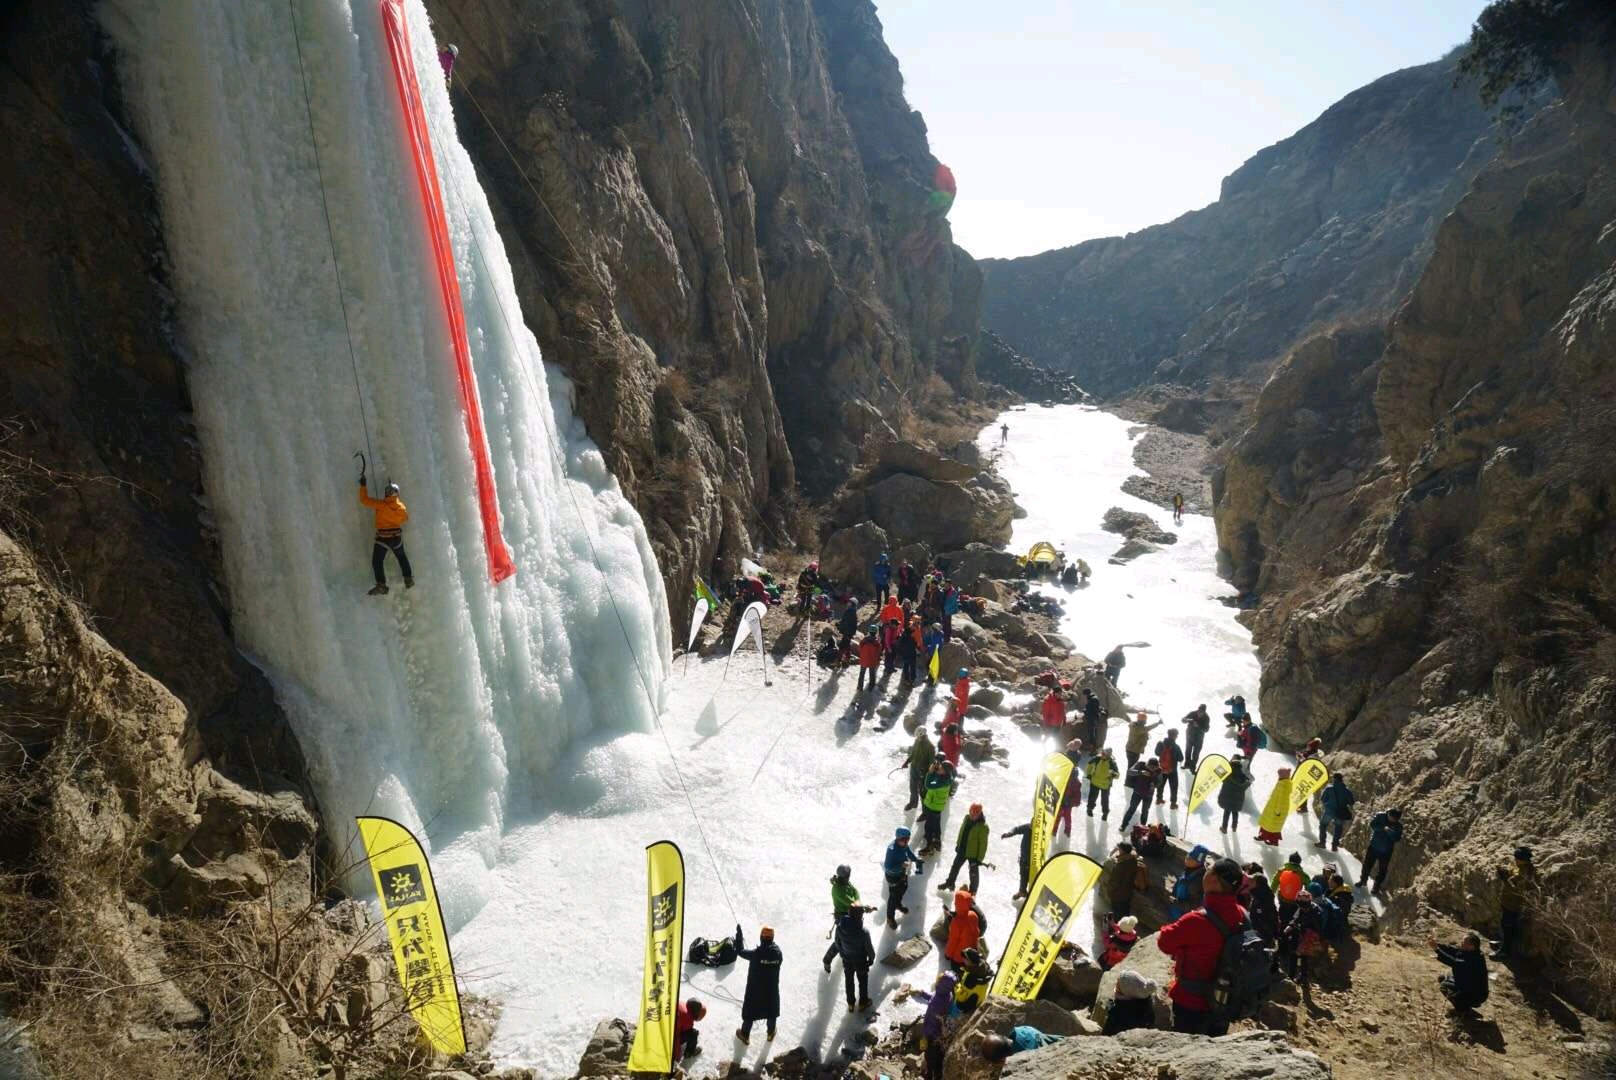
[
  {"left": 883, "top": 827, "right": 924, "bottom": 929},
  {"left": 940, "top": 803, "right": 989, "bottom": 894},
  {"left": 358, "top": 466, "right": 413, "bottom": 596},
  {"left": 1000, "top": 422, "right": 1009, "bottom": 445}
]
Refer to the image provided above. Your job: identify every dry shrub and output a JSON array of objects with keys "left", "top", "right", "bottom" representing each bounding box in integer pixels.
[{"left": 1531, "top": 890, "right": 1616, "bottom": 1020}]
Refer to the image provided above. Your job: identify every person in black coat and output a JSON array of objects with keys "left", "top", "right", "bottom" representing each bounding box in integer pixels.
[
  {"left": 1102, "top": 970, "right": 1158, "bottom": 1035},
  {"left": 1241, "top": 861, "right": 1281, "bottom": 943},
  {"left": 734, "top": 924, "right": 782, "bottom": 1042},
  {"left": 1430, "top": 931, "right": 1489, "bottom": 1013},
  {"left": 1218, "top": 756, "right": 1254, "bottom": 833},
  {"left": 1001, "top": 822, "right": 1033, "bottom": 900},
  {"left": 834, "top": 905, "right": 877, "bottom": 1011}
]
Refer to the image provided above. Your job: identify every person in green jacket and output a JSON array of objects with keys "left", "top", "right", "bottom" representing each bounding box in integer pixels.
[
  {"left": 939, "top": 803, "right": 989, "bottom": 894},
  {"left": 1124, "top": 711, "right": 1161, "bottom": 769},
  {"left": 903, "top": 727, "right": 937, "bottom": 810},
  {"left": 919, "top": 759, "right": 953, "bottom": 854},
  {"left": 823, "top": 864, "right": 860, "bottom": 972},
  {"left": 1085, "top": 746, "right": 1118, "bottom": 820}
]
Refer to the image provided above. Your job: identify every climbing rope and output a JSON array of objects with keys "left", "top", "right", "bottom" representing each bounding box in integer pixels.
[
  {"left": 464, "top": 230, "right": 742, "bottom": 924},
  {"left": 286, "top": 0, "right": 377, "bottom": 492}
]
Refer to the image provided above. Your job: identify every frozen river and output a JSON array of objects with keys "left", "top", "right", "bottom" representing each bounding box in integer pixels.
[{"left": 452, "top": 404, "right": 1371, "bottom": 1074}]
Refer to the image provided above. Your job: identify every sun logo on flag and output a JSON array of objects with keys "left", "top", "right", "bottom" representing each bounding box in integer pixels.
[{"left": 380, "top": 864, "right": 427, "bottom": 910}]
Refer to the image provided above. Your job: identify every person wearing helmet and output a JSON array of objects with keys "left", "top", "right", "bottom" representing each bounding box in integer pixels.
[
  {"left": 883, "top": 826, "right": 924, "bottom": 930},
  {"left": 438, "top": 43, "right": 459, "bottom": 84},
  {"left": 953, "top": 669, "right": 971, "bottom": 715},
  {"left": 358, "top": 468, "right": 413, "bottom": 596},
  {"left": 873, "top": 552, "right": 893, "bottom": 604},
  {"left": 795, "top": 561, "right": 821, "bottom": 613},
  {"left": 823, "top": 865, "right": 861, "bottom": 971}
]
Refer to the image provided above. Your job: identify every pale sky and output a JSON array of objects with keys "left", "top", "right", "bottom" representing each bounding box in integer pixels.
[{"left": 875, "top": 1, "right": 1487, "bottom": 259}]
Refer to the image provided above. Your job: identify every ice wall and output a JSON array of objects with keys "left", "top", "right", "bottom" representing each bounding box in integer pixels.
[{"left": 99, "top": 0, "right": 670, "bottom": 912}]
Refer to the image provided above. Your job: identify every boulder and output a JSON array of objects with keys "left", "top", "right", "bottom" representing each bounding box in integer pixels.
[
  {"left": 943, "top": 996, "right": 1088, "bottom": 1080},
  {"left": 970, "top": 578, "right": 1020, "bottom": 605},
  {"left": 959, "top": 729, "right": 999, "bottom": 764},
  {"left": 952, "top": 615, "right": 988, "bottom": 644},
  {"left": 940, "top": 544, "right": 1023, "bottom": 583},
  {"left": 940, "top": 639, "right": 975, "bottom": 679},
  {"left": 865, "top": 474, "right": 1014, "bottom": 551},
  {"left": 1109, "top": 538, "right": 1160, "bottom": 563},
  {"left": 1091, "top": 934, "right": 1174, "bottom": 1030},
  {"left": 1038, "top": 945, "right": 1103, "bottom": 1010},
  {"left": 575, "top": 1018, "right": 633, "bottom": 1077},
  {"left": 895, "top": 542, "right": 934, "bottom": 571},
  {"left": 1100, "top": 507, "right": 1177, "bottom": 545},
  {"left": 969, "top": 686, "right": 1007, "bottom": 711},
  {"left": 881, "top": 934, "right": 933, "bottom": 969},
  {"left": 868, "top": 436, "right": 981, "bottom": 484},
  {"left": 1000, "top": 1030, "right": 1331, "bottom": 1080},
  {"left": 820, "top": 522, "right": 891, "bottom": 592}
]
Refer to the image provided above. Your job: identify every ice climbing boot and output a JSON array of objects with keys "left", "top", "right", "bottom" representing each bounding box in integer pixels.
[
  {"left": 404, "top": 577, "right": 415, "bottom": 589},
  {"left": 368, "top": 584, "right": 389, "bottom": 596}
]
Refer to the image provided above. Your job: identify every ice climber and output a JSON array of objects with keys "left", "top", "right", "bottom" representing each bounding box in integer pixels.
[
  {"left": 359, "top": 471, "right": 413, "bottom": 596},
  {"left": 438, "top": 43, "right": 458, "bottom": 84},
  {"left": 883, "top": 826, "right": 923, "bottom": 929},
  {"left": 939, "top": 802, "right": 989, "bottom": 894},
  {"left": 732, "top": 924, "right": 781, "bottom": 1043}
]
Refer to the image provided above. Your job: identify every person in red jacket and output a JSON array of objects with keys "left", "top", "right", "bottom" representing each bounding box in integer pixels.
[
  {"left": 856, "top": 633, "right": 882, "bottom": 692},
  {"left": 944, "top": 887, "right": 982, "bottom": 968},
  {"left": 1040, "top": 686, "right": 1067, "bottom": 741},
  {"left": 673, "top": 997, "right": 706, "bottom": 1064},
  {"left": 939, "top": 722, "right": 962, "bottom": 767},
  {"left": 953, "top": 669, "right": 971, "bottom": 714},
  {"left": 1157, "top": 858, "right": 1248, "bottom": 1034}
]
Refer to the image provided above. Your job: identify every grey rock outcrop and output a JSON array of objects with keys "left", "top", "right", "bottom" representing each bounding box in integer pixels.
[
  {"left": 575, "top": 1018, "right": 634, "bottom": 1078},
  {"left": 1100, "top": 508, "right": 1177, "bottom": 545},
  {"left": 430, "top": 0, "right": 984, "bottom": 617},
  {"left": 1000, "top": 1030, "right": 1332, "bottom": 1080},
  {"left": 820, "top": 522, "right": 892, "bottom": 593}
]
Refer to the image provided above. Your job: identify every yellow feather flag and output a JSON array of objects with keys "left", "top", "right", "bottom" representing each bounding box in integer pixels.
[
  {"left": 1289, "top": 758, "right": 1330, "bottom": 814},
  {"left": 928, "top": 645, "right": 941, "bottom": 683},
  {"left": 356, "top": 817, "right": 465, "bottom": 1055},
  {"left": 1028, "top": 752, "right": 1074, "bottom": 881},
  {"left": 1186, "top": 753, "right": 1233, "bottom": 814},
  {"left": 990, "top": 851, "right": 1103, "bottom": 1000},
  {"left": 628, "top": 842, "right": 686, "bottom": 1074}
]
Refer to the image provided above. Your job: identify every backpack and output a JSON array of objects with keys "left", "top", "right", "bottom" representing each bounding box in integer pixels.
[
  {"left": 1249, "top": 725, "right": 1269, "bottom": 749},
  {"left": 1317, "top": 897, "right": 1345, "bottom": 940},
  {"left": 1274, "top": 867, "right": 1304, "bottom": 902},
  {"left": 686, "top": 937, "right": 737, "bottom": 967},
  {"left": 1132, "top": 823, "right": 1169, "bottom": 857},
  {"left": 1198, "top": 907, "right": 1275, "bottom": 1021}
]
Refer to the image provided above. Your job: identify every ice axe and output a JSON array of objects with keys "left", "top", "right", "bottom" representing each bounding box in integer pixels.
[{"left": 354, "top": 451, "right": 369, "bottom": 493}]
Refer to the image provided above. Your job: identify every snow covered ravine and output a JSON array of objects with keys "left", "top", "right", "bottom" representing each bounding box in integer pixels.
[
  {"left": 101, "top": 0, "right": 669, "bottom": 912},
  {"left": 454, "top": 403, "right": 1375, "bottom": 1074}
]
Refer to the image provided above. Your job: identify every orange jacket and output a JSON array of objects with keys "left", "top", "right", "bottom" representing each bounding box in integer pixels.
[
  {"left": 1041, "top": 690, "right": 1067, "bottom": 729},
  {"left": 945, "top": 889, "right": 981, "bottom": 964},
  {"left": 359, "top": 485, "right": 409, "bottom": 532},
  {"left": 953, "top": 677, "right": 971, "bottom": 712}
]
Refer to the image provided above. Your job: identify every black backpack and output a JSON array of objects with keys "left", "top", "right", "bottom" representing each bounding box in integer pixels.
[
  {"left": 686, "top": 936, "right": 737, "bottom": 967},
  {"left": 1197, "top": 907, "right": 1274, "bottom": 1020}
]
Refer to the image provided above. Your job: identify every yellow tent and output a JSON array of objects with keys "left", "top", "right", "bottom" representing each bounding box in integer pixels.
[{"left": 1021, "top": 541, "right": 1060, "bottom": 568}]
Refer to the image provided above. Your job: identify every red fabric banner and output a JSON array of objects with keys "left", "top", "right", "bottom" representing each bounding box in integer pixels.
[{"left": 379, "top": 0, "right": 516, "bottom": 584}]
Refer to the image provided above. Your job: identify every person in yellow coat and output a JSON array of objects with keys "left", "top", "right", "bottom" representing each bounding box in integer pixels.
[
  {"left": 1255, "top": 767, "right": 1293, "bottom": 846},
  {"left": 359, "top": 471, "right": 413, "bottom": 596}
]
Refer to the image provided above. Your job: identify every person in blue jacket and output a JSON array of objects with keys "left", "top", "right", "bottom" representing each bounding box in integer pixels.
[
  {"left": 941, "top": 585, "right": 961, "bottom": 641},
  {"left": 873, "top": 553, "right": 893, "bottom": 604},
  {"left": 1317, "top": 774, "right": 1357, "bottom": 852},
  {"left": 884, "top": 826, "right": 924, "bottom": 929},
  {"left": 1356, "top": 807, "right": 1404, "bottom": 896}
]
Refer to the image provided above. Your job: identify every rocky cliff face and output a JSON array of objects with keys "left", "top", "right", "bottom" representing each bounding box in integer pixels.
[
  {"left": 981, "top": 56, "right": 1510, "bottom": 398},
  {"left": 427, "top": 0, "right": 982, "bottom": 609},
  {"left": 1216, "top": 30, "right": 1616, "bottom": 988}
]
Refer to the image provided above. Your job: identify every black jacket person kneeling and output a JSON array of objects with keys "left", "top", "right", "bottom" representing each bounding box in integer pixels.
[{"left": 1430, "top": 931, "right": 1488, "bottom": 1013}]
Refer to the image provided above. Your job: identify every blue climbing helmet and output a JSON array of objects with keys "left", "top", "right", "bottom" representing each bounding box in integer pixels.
[
  {"left": 878, "top": 552, "right": 890, "bottom": 561},
  {"left": 895, "top": 826, "right": 912, "bottom": 840},
  {"left": 957, "top": 668, "right": 969, "bottom": 679}
]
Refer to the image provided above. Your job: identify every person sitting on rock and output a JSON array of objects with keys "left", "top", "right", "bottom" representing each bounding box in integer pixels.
[
  {"left": 953, "top": 947, "right": 994, "bottom": 1013},
  {"left": 1100, "top": 914, "right": 1139, "bottom": 969},
  {"left": 1430, "top": 931, "right": 1489, "bottom": 1014},
  {"left": 1102, "top": 970, "right": 1158, "bottom": 1034}
]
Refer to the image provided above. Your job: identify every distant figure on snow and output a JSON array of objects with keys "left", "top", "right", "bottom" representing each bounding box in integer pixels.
[
  {"left": 438, "top": 43, "right": 458, "bottom": 84},
  {"left": 1000, "top": 422, "right": 1009, "bottom": 445},
  {"left": 1172, "top": 491, "right": 1185, "bottom": 524},
  {"left": 359, "top": 468, "right": 413, "bottom": 596},
  {"left": 1104, "top": 645, "right": 1127, "bottom": 686}
]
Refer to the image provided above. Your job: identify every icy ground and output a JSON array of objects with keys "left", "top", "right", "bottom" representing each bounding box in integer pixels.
[{"left": 456, "top": 404, "right": 1378, "bottom": 1075}]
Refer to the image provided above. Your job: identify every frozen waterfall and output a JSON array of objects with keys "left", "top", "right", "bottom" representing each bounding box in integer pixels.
[{"left": 100, "top": 0, "right": 671, "bottom": 917}]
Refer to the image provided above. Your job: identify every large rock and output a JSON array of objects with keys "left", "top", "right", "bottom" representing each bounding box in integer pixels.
[
  {"left": 1000, "top": 1030, "right": 1331, "bottom": 1080},
  {"left": 969, "top": 686, "right": 1007, "bottom": 711},
  {"left": 940, "top": 544, "right": 1024, "bottom": 583},
  {"left": 1100, "top": 507, "right": 1176, "bottom": 545},
  {"left": 861, "top": 473, "right": 1015, "bottom": 551},
  {"left": 939, "top": 639, "right": 975, "bottom": 680},
  {"left": 867, "top": 436, "right": 980, "bottom": 484},
  {"left": 820, "top": 522, "right": 892, "bottom": 594},
  {"left": 575, "top": 1018, "right": 634, "bottom": 1077},
  {"left": 880, "top": 934, "right": 933, "bottom": 969},
  {"left": 1108, "top": 537, "right": 1161, "bottom": 564},
  {"left": 1037, "top": 945, "right": 1103, "bottom": 1010},
  {"left": 1091, "top": 934, "right": 1175, "bottom": 1031}
]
